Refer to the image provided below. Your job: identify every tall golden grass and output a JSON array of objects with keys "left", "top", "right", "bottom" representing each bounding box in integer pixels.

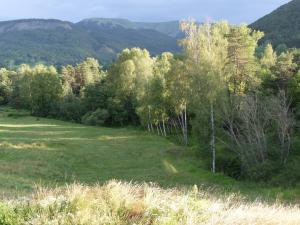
[{"left": 1, "top": 180, "right": 299, "bottom": 225}]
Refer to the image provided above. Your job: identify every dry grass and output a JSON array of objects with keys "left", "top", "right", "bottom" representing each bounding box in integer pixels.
[{"left": 1, "top": 180, "right": 299, "bottom": 225}]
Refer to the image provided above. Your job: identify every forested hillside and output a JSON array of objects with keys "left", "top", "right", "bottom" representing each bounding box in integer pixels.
[
  {"left": 1, "top": 20, "right": 300, "bottom": 188},
  {"left": 251, "top": 0, "right": 300, "bottom": 49},
  {"left": 0, "top": 19, "right": 179, "bottom": 67}
]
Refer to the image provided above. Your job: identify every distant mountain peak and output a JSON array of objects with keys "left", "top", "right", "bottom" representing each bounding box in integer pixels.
[
  {"left": 0, "top": 19, "right": 73, "bottom": 33},
  {"left": 77, "top": 18, "right": 181, "bottom": 38}
]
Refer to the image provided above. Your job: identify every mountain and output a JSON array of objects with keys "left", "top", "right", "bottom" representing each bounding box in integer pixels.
[
  {"left": 0, "top": 19, "right": 98, "bottom": 67},
  {"left": 0, "top": 18, "right": 180, "bottom": 67},
  {"left": 251, "top": 0, "right": 300, "bottom": 48},
  {"left": 79, "top": 18, "right": 181, "bottom": 38},
  {"left": 76, "top": 19, "right": 180, "bottom": 63}
]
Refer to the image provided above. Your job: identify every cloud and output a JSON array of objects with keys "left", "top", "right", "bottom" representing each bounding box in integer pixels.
[{"left": 0, "top": 0, "right": 292, "bottom": 23}]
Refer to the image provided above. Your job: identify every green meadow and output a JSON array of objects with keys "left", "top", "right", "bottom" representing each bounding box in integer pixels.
[{"left": 0, "top": 108, "right": 298, "bottom": 202}]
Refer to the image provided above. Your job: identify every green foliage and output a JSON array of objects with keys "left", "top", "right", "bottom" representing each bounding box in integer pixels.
[
  {"left": 57, "top": 95, "right": 85, "bottom": 122},
  {"left": 31, "top": 70, "right": 62, "bottom": 117},
  {"left": 0, "top": 68, "right": 14, "bottom": 105},
  {"left": 61, "top": 58, "right": 105, "bottom": 96},
  {"left": 260, "top": 44, "right": 277, "bottom": 69},
  {"left": 106, "top": 48, "right": 154, "bottom": 125},
  {"left": 82, "top": 80, "right": 108, "bottom": 111},
  {"left": 270, "top": 158, "right": 300, "bottom": 186},
  {"left": 82, "top": 108, "right": 110, "bottom": 126},
  {"left": 245, "top": 160, "right": 280, "bottom": 182},
  {"left": 225, "top": 24, "right": 263, "bottom": 94}
]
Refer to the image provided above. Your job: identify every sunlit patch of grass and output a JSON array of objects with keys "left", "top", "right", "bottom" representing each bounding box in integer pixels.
[
  {"left": 163, "top": 159, "right": 178, "bottom": 174},
  {"left": 98, "top": 135, "right": 134, "bottom": 141},
  {"left": 0, "top": 124, "right": 59, "bottom": 128},
  {"left": 0, "top": 142, "right": 48, "bottom": 150}
]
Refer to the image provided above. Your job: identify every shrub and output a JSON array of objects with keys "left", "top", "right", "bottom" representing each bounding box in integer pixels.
[
  {"left": 244, "top": 160, "right": 279, "bottom": 182},
  {"left": 270, "top": 158, "right": 300, "bottom": 186},
  {"left": 57, "top": 96, "right": 85, "bottom": 122},
  {"left": 216, "top": 153, "right": 242, "bottom": 179},
  {"left": 82, "top": 108, "right": 110, "bottom": 126}
]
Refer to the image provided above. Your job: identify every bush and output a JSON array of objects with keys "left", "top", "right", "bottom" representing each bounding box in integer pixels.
[
  {"left": 216, "top": 153, "right": 241, "bottom": 180},
  {"left": 270, "top": 158, "right": 300, "bottom": 186},
  {"left": 82, "top": 108, "right": 110, "bottom": 126},
  {"left": 57, "top": 96, "right": 85, "bottom": 122},
  {"left": 245, "top": 160, "right": 279, "bottom": 182}
]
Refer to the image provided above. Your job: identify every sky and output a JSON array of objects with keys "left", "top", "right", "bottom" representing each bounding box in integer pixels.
[{"left": 0, "top": 0, "right": 292, "bottom": 23}]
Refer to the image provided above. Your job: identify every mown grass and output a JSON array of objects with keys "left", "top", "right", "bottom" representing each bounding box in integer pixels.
[{"left": 0, "top": 107, "right": 299, "bottom": 203}]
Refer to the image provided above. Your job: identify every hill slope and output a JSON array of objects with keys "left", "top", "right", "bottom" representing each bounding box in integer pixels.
[
  {"left": 0, "top": 19, "right": 98, "bottom": 67},
  {"left": 0, "top": 19, "right": 180, "bottom": 67},
  {"left": 0, "top": 108, "right": 224, "bottom": 195},
  {"left": 76, "top": 20, "right": 180, "bottom": 64},
  {"left": 251, "top": 0, "right": 300, "bottom": 48},
  {"left": 0, "top": 108, "right": 299, "bottom": 203}
]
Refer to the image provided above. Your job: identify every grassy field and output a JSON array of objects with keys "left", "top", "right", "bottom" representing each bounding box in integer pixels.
[{"left": 0, "top": 107, "right": 299, "bottom": 203}]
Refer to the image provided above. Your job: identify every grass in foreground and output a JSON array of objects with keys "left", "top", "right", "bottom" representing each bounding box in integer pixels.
[
  {"left": 0, "top": 107, "right": 299, "bottom": 203},
  {"left": 1, "top": 181, "right": 300, "bottom": 225}
]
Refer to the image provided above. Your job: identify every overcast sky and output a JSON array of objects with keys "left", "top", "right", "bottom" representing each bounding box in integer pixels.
[{"left": 0, "top": 0, "right": 292, "bottom": 23}]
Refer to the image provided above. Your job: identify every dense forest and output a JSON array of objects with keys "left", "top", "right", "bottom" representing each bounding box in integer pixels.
[{"left": 0, "top": 20, "right": 299, "bottom": 186}]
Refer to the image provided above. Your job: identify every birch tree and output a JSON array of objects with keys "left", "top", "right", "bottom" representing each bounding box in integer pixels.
[
  {"left": 166, "top": 57, "right": 190, "bottom": 145},
  {"left": 181, "top": 20, "right": 229, "bottom": 173}
]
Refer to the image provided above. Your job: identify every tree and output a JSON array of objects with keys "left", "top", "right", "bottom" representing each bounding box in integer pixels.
[
  {"left": 181, "top": 20, "right": 229, "bottom": 173},
  {"left": 135, "top": 53, "right": 166, "bottom": 134},
  {"left": 0, "top": 68, "right": 14, "bottom": 104},
  {"left": 12, "top": 64, "right": 35, "bottom": 109},
  {"left": 107, "top": 48, "right": 154, "bottom": 125},
  {"left": 166, "top": 57, "right": 190, "bottom": 145},
  {"left": 224, "top": 94, "right": 270, "bottom": 174},
  {"left": 225, "top": 25, "right": 264, "bottom": 95},
  {"left": 260, "top": 43, "right": 277, "bottom": 70},
  {"left": 269, "top": 91, "right": 294, "bottom": 165},
  {"left": 272, "top": 52, "right": 297, "bottom": 93},
  {"left": 30, "top": 67, "right": 63, "bottom": 116},
  {"left": 61, "top": 58, "right": 104, "bottom": 96},
  {"left": 224, "top": 92, "right": 294, "bottom": 178}
]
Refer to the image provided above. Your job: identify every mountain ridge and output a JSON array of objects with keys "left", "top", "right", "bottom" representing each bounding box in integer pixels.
[
  {"left": 251, "top": 0, "right": 300, "bottom": 48},
  {"left": 0, "top": 18, "right": 180, "bottom": 67},
  {"left": 78, "top": 18, "right": 181, "bottom": 37}
]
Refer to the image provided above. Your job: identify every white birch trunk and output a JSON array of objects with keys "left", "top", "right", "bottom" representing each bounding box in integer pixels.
[{"left": 210, "top": 103, "right": 216, "bottom": 174}]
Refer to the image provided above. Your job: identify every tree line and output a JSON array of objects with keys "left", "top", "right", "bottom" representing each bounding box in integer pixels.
[{"left": 0, "top": 20, "right": 300, "bottom": 185}]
